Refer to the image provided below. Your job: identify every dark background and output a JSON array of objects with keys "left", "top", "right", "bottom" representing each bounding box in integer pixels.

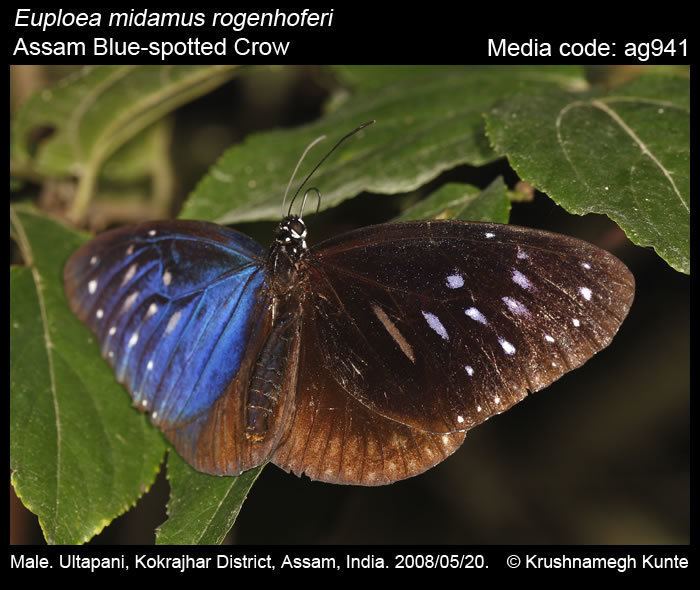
[{"left": 10, "top": 66, "right": 690, "bottom": 544}]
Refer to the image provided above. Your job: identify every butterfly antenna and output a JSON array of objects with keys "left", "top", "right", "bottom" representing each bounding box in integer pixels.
[
  {"left": 296, "top": 187, "right": 322, "bottom": 219},
  {"left": 287, "top": 120, "right": 375, "bottom": 217},
  {"left": 281, "top": 134, "right": 328, "bottom": 216}
]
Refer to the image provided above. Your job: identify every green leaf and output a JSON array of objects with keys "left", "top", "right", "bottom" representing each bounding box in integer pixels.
[
  {"left": 101, "top": 119, "right": 172, "bottom": 183},
  {"left": 484, "top": 75, "right": 689, "bottom": 274},
  {"left": 397, "top": 177, "right": 510, "bottom": 222},
  {"left": 10, "top": 207, "right": 166, "bottom": 544},
  {"left": 156, "top": 453, "right": 263, "bottom": 545},
  {"left": 182, "top": 66, "right": 586, "bottom": 224},
  {"left": 11, "top": 65, "right": 239, "bottom": 221}
]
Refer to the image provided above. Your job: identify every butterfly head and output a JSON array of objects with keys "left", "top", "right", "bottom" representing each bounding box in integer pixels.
[{"left": 274, "top": 215, "right": 308, "bottom": 257}]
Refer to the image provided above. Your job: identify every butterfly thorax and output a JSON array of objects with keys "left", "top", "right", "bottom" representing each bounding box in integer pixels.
[{"left": 267, "top": 215, "right": 309, "bottom": 292}]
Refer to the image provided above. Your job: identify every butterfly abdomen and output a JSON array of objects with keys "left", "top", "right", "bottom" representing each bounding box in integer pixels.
[{"left": 244, "top": 300, "right": 302, "bottom": 444}]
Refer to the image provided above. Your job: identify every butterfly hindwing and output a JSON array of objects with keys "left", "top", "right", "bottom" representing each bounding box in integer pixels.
[
  {"left": 64, "top": 220, "right": 275, "bottom": 474},
  {"left": 272, "top": 221, "right": 635, "bottom": 484}
]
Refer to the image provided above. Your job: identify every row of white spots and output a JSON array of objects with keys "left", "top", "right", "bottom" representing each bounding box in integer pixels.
[
  {"left": 421, "top": 311, "right": 449, "bottom": 341},
  {"left": 138, "top": 399, "right": 158, "bottom": 419}
]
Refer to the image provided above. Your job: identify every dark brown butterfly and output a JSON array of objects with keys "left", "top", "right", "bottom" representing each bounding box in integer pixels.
[{"left": 64, "top": 124, "right": 635, "bottom": 485}]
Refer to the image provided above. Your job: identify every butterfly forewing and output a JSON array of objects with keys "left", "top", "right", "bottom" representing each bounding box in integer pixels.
[{"left": 271, "top": 221, "right": 634, "bottom": 484}]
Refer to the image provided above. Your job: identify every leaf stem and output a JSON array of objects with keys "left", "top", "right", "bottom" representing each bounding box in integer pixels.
[{"left": 67, "top": 162, "right": 99, "bottom": 225}]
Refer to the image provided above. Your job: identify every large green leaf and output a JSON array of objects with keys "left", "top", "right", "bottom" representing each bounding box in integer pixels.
[
  {"left": 11, "top": 65, "right": 238, "bottom": 221},
  {"left": 156, "top": 453, "right": 263, "bottom": 545},
  {"left": 182, "top": 66, "right": 586, "bottom": 224},
  {"left": 10, "top": 207, "right": 166, "bottom": 544},
  {"left": 397, "top": 177, "right": 510, "bottom": 222},
  {"left": 484, "top": 75, "right": 689, "bottom": 274}
]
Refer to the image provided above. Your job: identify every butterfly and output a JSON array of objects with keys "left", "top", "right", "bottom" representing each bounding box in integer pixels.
[{"left": 64, "top": 122, "right": 635, "bottom": 486}]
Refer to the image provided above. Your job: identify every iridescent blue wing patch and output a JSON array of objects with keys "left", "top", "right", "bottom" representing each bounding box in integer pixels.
[{"left": 64, "top": 220, "right": 270, "bottom": 472}]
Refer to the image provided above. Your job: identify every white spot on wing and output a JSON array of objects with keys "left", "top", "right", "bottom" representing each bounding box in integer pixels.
[
  {"left": 88, "top": 279, "right": 98, "bottom": 294},
  {"left": 122, "top": 263, "right": 137, "bottom": 285},
  {"left": 147, "top": 360, "right": 154, "bottom": 371},
  {"left": 512, "top": 269, "right": 532, "bottom": 290},
  {"left": 502, "top": 296, "right": 530, "bottom": 316},
  {"left": 581, "top": 261, "right": 591, "bottom": 270},
  {"left": 90, "top": 256, "right": 98, "bottom": 266},
  {"left": 165, "top": 310, "right": 182, "bottom": 334},
  {"left": 162, "top": 270, "right": 172, "bottom": 286},
  {"left": 108, "top": 326, "right": 117, "bottom": 336},
  {"left": 579, "top": 287, "right": 592, "bottom": 301},
  {"left": 485, "top": 232, "right": 495, "bottom": 239},
  {"left": 148, "top": 230, "right": 157, "bottom": 236},
  {"left": 516, "top": 247, "right": 529, "bottom": 260},
  {"left": 122, "top": 291, "right": 139, "bottom": 312},
  {"left": 457, "top": 415, "right": 465, "bottom": 424},
  {"left": 126, "top": 244, "right": 135, "bottom": 256},
  {"left": 141, "top": 399, "right": 147, "bottom": 407},
  {"left": 96, "top": 309, "right": 104, "bottom": 319},
  {"left": 446, "top": 274, "right": 464, "bottom": 289},
  {"left": 465, "top": 365, "right": 475, "bottom": 376},
  {"left": 128, "top": 332, "right": 139, "bottom": 348},
  {"left": 499, "top": 338, "right": 516, "bottom": 355},
  {"left": 572, "top": 318, "right": 581, "bottom": 327},
  {"left": 422, "top": 311, "right": 449, "bottom": 341},
  {"left": 545, "top": 334, "right": 555, "bottom": 343},
  {"left": 494, "top": 396, "right": 501, "bottom": 404},
  {"left": 146, "top": 303, "right": 158, "bottom": 317},
  {"left": 465, "top": 307, "right": 488, "bottom": 325}
]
